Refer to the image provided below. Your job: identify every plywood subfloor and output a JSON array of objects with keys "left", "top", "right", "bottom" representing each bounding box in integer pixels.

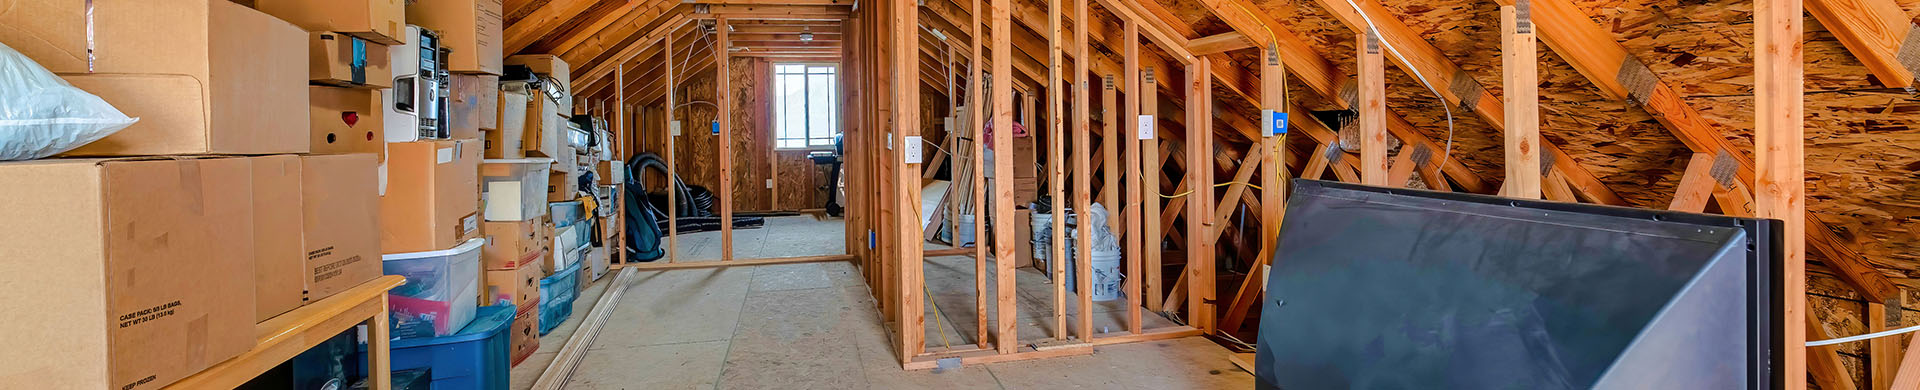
[{"left": 513, "top": 217, "right": 1251, "bottom": 389}]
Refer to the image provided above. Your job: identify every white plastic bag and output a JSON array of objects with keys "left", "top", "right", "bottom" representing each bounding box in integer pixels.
[{"left": 0, "top": 42, "right": 137, "bottom": 160}]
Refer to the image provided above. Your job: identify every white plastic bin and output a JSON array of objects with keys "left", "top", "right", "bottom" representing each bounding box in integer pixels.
[
  {"left": 383, "top": 238, "right": 486, "bottom": 337},
  {"left": 481, "top": 158, "right": 554, "bottom": 221}
]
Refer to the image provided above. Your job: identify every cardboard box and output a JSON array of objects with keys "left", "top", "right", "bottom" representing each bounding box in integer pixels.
[
  {"left": 523, "top": 94, "right": 564, "bottom": 158},
  {"left": 486, "top": 260, "right": 543, "bottom": 309},
  {"left": 505, "top": 54, "right": 570, "bottom": 107},
  {"left": 509, "top": 305, "right": 540, "bottom": 366},
  {"left": 310, "top": 86, "right": 387, "bottom": 162},
  {"left": 256, "top": 0, "right": 406, "bottom": 45},
  {"left": 0, "top": 157, "right": 256, "bottom": 390},
  {"left": 381, "top": 139, "right": 483, "bottom": 253},
  {"left": 490, "top": 83, "right": 531, "bottom": 158},
  {"left": 406, "top": 0, "right": 503, "bottom": 75},
  {"left": 12, "top": 0, "right": 311, "bottom": 156},
  {"left": 548, "top": 171, "right": 576, "bottom": 202},
  {"left": 450, "top": 74, "right": 501, "bottom": 139},
  {"left": 307, "top": 32, "right": 394, "bottom": 88},
  {"left": 301, "top": 154, "right": 384, "bottom": 302},
  {"left": 482, "top": 220, "right": 543, "bottom": 270},
  {"left": 253, "top": 156, "right": 306, "bottom": 323}
]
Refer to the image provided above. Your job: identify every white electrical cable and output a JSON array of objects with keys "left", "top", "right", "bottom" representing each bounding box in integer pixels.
[
  {"left": 1806, "top": 323, "right": 1920, "bottom": 347},
  {"left": 1340, "top": 0, "right": 1456, "bottom": 173}
]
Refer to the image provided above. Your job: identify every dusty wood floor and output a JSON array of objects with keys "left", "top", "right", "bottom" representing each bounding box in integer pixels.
[{"left": 511, "top": 216, "right": 1252, "bottom": 389}]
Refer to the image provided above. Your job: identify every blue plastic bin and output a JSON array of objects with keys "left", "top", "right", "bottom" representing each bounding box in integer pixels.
[
  {"left": 539, "top": 262, "right": 581, "bottom": 335},
  {"left": 360, "top": 305, "right": 516, "bottom": 390}
]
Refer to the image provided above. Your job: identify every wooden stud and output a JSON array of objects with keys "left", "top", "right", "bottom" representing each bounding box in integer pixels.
[
  {"left": 1223, "top": 45, "right": 1288, "bottom": 334},
  {"left": 1357, "top": 31, "right": 1387, "bottom": 186},
  {"left": 1046, "top": 0, "right": 1069, "bottom": 341},
  {"left": 666, "top": 31, "right": 680, "bottom": 264},
  {"left": 893, "top": 0, "right": 926, "bottom": 361},
  {"left": 1184, "top": 58, "right": 1216, "bottom": 333},
  {"left": 1755, "top": 0, "right": 1806, "bottom": 386},
  {"left": 1869, "top": 299, "right": 1901, "bottom": 390},
  {"left": 969, "top": 0, "right": 990, "bottom": 350},
  {"left": 1122, "top": 20, "right": 1147, "bottom": 333},
  {"left": 1071, "top": 0, "right": 1094, "bottom": 342},
  {"left": 1187, "top": 32, "right": 1256, "bottom": 56},
  {"left": 1501, "top": 3, "right": 1541, "bottom": 199},
  {"left": 717, "top": 18, "right": 736, "bottom": 262},
  {"left": 990, "top": 0, "right": 1019, "bottom": 354}
]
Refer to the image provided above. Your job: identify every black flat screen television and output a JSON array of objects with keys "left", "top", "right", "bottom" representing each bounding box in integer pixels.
[{"left": 1256, "top": 180, "right": 1782, "bottom": 390}]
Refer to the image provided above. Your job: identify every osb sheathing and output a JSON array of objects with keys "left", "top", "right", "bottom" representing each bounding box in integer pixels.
[{"left": 1151, "top": 0, "right": 1920, "bottom": 384}]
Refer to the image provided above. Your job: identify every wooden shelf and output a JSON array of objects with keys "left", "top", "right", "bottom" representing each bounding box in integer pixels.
[{"left": 165, "top": 275, "right": 405, "bottom": 390}]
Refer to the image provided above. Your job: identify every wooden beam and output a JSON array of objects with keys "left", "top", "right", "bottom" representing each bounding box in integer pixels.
[
  {"left": 1892, "top": 319, "right": 1920, "bottom": 388},
  {"left": 892, "top": 0, "right": 926, "bottom": 362},
  {"left": 1870, "top": 298, "right": 1903, "bottom": 390},
  {"left": 1502, "top": 2, "right": 1540, "bottom": 199},
  {"left": 1667, "top": 153, "right": 1717, "bottom": 213},
  {"left": 1809, "top": 311, "right": 1861, "bottom": 390},
  {"left": 1188, "top": 32, "right": 1255, "bottom": 56},
  {"left": 1805, "top": 0, "right": 1917, "bottom": 89},
  {"left": 1756, "top": 0, "right": 1807, "bottom": 386},
  {"left": 1046, "top": 0, "right": 1069, "bottom": 341},
  {"left": 1071, "top": 0, "right": 1094, "bottom": 342},
  {"left": 990, "top": 0, "right": 1019, "bottom": 354},
  {"left": 1141, "top": 68, "right": 1164, "bottom": 313},
  {"left": 665, "top": 29, "right": 680, "bottom": 264},
  {"left": 1357, "top": 32, "right": 1386, "bottom": 186},
  {"left": 1184, "top": 57, "right": 1216, "bottom": 333},
  {"left": 1122, "top": 20, "right": 1150, "bottom": 328},
  {"left": 968, "top": 0, "right": 989, "bottom": 348}
]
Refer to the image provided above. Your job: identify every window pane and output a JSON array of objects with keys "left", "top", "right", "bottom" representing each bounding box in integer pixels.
[
  {"left": 807, "top": 73, "right": 833, "bottom": 145},
  {"left": 778, "top": 73, "right": 807, "bottom": 145},
  {"left": 777, "top": 64, "right": 805, "bottom": 74}
]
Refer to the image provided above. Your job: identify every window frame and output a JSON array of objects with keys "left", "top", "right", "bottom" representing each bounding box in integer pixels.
[{"left": 772, "top": 62, "right": 841, "bottom": 151}]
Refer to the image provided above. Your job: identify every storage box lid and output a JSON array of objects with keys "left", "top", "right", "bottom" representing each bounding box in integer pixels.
[
  {"left": 381, "top": 238, "right": 485, "bottom": 262},
  {"left": 391, "top": 304, "right": 515, "bottom": 347}
]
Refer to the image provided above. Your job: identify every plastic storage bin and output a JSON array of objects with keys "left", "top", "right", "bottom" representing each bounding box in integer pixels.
[
  {"left": 549, "top": 200, "right": 585, "bottom": 227},
  {"left": 481, "top": 158, "right": 554, "bottom": 221},
  {"left": 358, "top": 304, "right": 515, "bottom": 390},
  {"left": 539, "top": 262, "right": 581, "bottom": 335},
  {"left": 384, "top": 238, "right": 486, "bottom": 337}
]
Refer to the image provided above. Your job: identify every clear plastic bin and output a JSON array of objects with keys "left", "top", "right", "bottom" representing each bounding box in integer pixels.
[
  {"left": 384, "top": 238, "right": 486, "bottom": 337},
  {"left": 481, "top": 158, "right": 554, "bottom": 222},
  {"left": 549, "top": 200, "right": 585, "bottom": 227}
]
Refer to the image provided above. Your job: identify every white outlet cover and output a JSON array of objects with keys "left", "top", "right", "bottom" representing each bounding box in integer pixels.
[
  {"left": 1137, "top": 115, "right": 1155, "bottom": 140},
  {"left": 904, "top": 136, "right": 924, "bottom": 163},
  {"left": 670, "top": 121, "right": 682, "bottom": 136},
  {"left": 766, "top": 178, "right": 774, "bottom": 188}
]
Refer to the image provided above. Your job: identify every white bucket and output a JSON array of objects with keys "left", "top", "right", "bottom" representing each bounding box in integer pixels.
[
  {"left": 957, "top": 215, "right": 978, "bottom": 247},
  {"left": 1089, "top": 249, "right": 1123, "bottom": 301},
  {"left": 1030, "top": 212, "right": 1053, "bottom": 261}
]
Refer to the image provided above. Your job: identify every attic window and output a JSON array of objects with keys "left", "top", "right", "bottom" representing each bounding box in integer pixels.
[{"left": 775, "top": 63, "right": 839, "bottom": 150}]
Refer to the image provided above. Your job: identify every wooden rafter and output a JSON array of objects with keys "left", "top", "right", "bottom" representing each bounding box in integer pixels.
[{"left": 1310, "top": 0, "right": 1624, "bottom": 204}]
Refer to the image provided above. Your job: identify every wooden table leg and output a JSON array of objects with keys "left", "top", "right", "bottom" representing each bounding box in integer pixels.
[{"left": 367, "top": 299, "right": 392, "bottom": 390}]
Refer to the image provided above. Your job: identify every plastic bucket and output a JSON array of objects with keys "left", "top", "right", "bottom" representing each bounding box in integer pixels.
[
  {"left": 956, "top": 215, "right": 977, "bottom": 247},
  {"left": 1031, "top": 212, "right": 1052, "bottom": 261},
  {"left": 1090, "top": 249, "right": 1123, "bottom": 301}
]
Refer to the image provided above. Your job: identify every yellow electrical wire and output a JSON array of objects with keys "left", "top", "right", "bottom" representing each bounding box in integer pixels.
[
  {"left": 1157, "top": 133, "right": 1288, "bottom": 199},
  {"left": 925, "top": 286, "right": 952, "bottom": 349}
]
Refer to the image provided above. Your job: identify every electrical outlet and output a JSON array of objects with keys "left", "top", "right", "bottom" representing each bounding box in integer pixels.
[
  {"left": 670, "top": 121, "right": 682, "bottom": 136},
  {"left": 1263, "top": 110, "right": 1288, "bottom": 136},
  {"left": 1137, "top": 115, "right": 1155, "bottom": 140},
  {"left": 765, "top": 178, "right": 773, "bottom": 188},
  {"left": 904, "top": 136, "right": 924, "bottom": 163}
]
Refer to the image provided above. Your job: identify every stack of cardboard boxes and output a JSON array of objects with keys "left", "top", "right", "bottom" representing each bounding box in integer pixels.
[{"left": 0, "top": 1, "right": 383, "bottom": 388}]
